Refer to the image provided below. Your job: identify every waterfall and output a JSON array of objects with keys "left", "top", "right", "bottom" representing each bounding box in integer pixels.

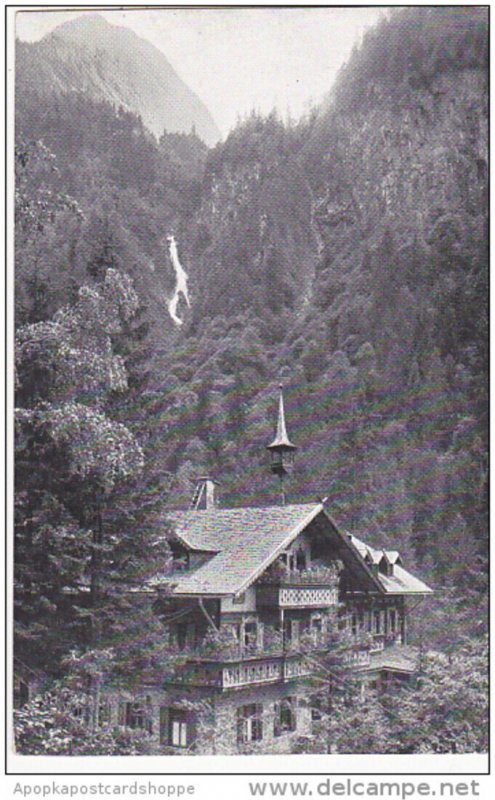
[{"left": 166, "top": 235, "right": 190, "bottom": 326}]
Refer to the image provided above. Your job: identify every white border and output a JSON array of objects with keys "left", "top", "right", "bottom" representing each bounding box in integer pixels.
[{"left": 3, "top": 0, "right": 492, "bottom": 782}]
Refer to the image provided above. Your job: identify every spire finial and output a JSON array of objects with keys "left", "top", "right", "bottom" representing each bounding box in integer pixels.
[
  {"left": 268, "top": 384, "right": 296, "bottom": 450},
  {"left": 267, "top": 385, "right": 297, "bottom": 504}
]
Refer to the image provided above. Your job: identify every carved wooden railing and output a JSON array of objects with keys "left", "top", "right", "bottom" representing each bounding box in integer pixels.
[
  {"left": 342, "top": 648, "right": 371, "bottom": 668},
  {"left": 262, "top": 565, "right": 340, "bottom": 586},
  {"left": 167, "top": 652, "right": 317, "bottom": 690},
  {"left": 257, "top": 584, "right": 339, "bottom": 608},
  {"left": 369, "top": 634, "right": 385, "bottom": 653}
]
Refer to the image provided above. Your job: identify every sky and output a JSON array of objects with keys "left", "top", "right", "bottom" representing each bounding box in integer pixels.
[{"left": 16, "top": 7, "right": 386, "bottom": 138}]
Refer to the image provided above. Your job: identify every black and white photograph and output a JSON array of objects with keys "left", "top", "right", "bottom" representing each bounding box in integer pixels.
[{"left": 8, "top": 3, "right": 488, "bottom": 770}]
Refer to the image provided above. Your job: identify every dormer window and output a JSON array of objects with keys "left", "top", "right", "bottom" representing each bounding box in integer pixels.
[
  {"left": 379, "top": 554, "right": 393, "bottom": 577},
  {"left": 170, "top": 541, "right": 190, "bottom": 572},
  {"left": 364, "top": 551, "right": 378, "bottom": 574}
]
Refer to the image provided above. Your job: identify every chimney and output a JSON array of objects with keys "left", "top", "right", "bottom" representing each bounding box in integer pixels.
[{"left": 191, "top": 477, "right": 219, "bottom": 510}]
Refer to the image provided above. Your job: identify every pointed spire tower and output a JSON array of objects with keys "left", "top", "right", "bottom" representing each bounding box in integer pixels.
[{"left": 267, "top": 384, "right": 297, "bottom": 505}]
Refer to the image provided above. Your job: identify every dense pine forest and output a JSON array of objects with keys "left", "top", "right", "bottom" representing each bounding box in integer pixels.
[{"left": 14, "top": 8, "right": 488, "bottom": 753}]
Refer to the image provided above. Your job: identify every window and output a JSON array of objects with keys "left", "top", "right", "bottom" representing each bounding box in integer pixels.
[
  {"left": 373, "top": 610, "right": 381, "bottom": 634},
  {"left": 127, "top": 701, "right": 145, "bottom": 729},
  {"left": 289, "top": 619, "right": 300, "bottom": 645},
  {"left": 237, "top": 703, "right": 263, "bottom": 744},
  {"left": 169, "top": 709, "right": 188, "bottom": 748},
  {"left": 118, "top": 699, "right": 152, "bottom": 732},
  {"left": 311, "top": 617, "right": 322, "bottom": 633},
  {"left": 98, "top": 701, "right": 111, "bottom": 727},
  {"left": 351, "top": 612, "right": 358, "bottom": 636},
  {"left": 389, "top": 609, "right": 397, "bottom": 634},
  {"left": 176, "top": 622, "right": 196, "bottom": 650},
  {"left": 295, "top": 548, "right": 306, "bottom": 571},
  {"left": 243, "top": 621, "right": 258, "bottom": 648},
  {"left": 274, "top": 697, "right": 297, "bottom": 736},
  {"left": 310, "top": 616, "right": 323, "bottom": 644}
]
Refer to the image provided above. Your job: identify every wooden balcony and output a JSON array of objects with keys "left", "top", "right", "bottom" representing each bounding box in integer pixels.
[
  {"left": 168, "top": 653, "right": 315, "bottom": 691},
  {"left": 257, "top": 565, "right": 339, "bottom": 608},
  {"left": 222, "top": 654, "right": 314, "bottom": 689},
  {"left": 342, "top": 648, "right": 371, "bottom": 668},
  {"left": 283, "top": 656, "right": 313, "bottom": 681},
  {"left": 257, "top": 581, "right": 338, "bottom": 609},
  {"left": 222, "top": 658, "right": 283, "bottom": 689}
]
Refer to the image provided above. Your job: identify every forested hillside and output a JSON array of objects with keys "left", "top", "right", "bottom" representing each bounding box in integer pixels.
[{"left": 15, "top": 6, "right": 488, "bottom": 672}]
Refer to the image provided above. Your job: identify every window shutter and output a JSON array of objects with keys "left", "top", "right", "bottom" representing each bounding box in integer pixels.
[
  {"left": 257, "top": 622, "right": 264, "bottom": 649},
  {"left": 159, "top": 707, "right": 168, "bottom": 744},
  {"left": 254, "top": 703, "right": 263, "bottom": 741},
  {"left": 118, "top": 702, "right": 126, "bottom": 726},
  {"left": 236, "top": 707, "right": 244, "bottom": 744},
  {"left": 273, "top": 702, "right": 281, "bottom": 737},
  {"left": 291, "top": 697, "right": 297, "bottom": 731}
]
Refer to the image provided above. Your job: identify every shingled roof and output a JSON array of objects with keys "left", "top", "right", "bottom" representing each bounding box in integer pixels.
[
  {"left": 153, "top": 503, "right": 323, "bottom": 596},
  {"left": 348, "top": 534, "right": 432, "bottom": 595},
  {"left": 151, "top": 502, "right": 433, "bottom": 599}
]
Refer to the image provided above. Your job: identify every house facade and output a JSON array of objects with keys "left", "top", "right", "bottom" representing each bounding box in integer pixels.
[{"left": 97, "top": 388, "right": 432, "bottom": 755}]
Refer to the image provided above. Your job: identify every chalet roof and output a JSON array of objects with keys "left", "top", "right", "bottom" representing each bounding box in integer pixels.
[
  {"left": 151, "top": 503, "right": 433, "bottom": 599},
  {"left": 348, "top": 534, "right": 431, "bottom": 595},
  {"left": 153, "top": 504, "right": 322, "bottom": 596},
  {"left": 374, "top": 565, "right": 432, "bottom": 595}
]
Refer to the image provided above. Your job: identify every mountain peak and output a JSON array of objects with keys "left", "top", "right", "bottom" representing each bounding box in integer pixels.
[
  {"left": 49, "top": 13, "right": 117, "bottom": 37},
  {"left": 18, "top": 13, "right": 220, "bottom": 146},
  {"left": 47, "top": 13, "right": 140, "bottom": 47}
]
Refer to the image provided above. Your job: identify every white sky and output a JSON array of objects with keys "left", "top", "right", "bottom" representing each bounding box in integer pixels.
[{"left": 16, "top": 6, "right": 386, "bottom": 138}]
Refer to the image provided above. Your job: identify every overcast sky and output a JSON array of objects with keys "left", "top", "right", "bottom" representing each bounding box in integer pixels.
[{"left": 16, "top": 7, "right": 385, "bottom": 138}]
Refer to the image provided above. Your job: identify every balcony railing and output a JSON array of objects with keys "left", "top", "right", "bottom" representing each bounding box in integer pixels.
[
  {"left": 221, "top": 655, "right": 314, "bottom": 689},
  {"left": 261, "top": 564, "right": 340, "bottom": 586},
  {"left": 369, "top": 634, "right": 385, "bottom": 653},
  {"left": 164, "top": 628, "right": 400, "bottom": 689},
  {"left": 167, "top": 653, "right": 316, "bottom": 691},
  {"left": 283, "top": 657, "right": 313, "bottom": 681},
  {"left": 257, "top": 585, "right": 338, "bottom": 608},
  {"left": 342, "top": 648, "right": 371, "bottom": 668},
  {"left": 257, "top": 565, "right": 339, "bottom": 608},
  {"left": 221, "top": 658, "right": 283, "bottom": 689}
]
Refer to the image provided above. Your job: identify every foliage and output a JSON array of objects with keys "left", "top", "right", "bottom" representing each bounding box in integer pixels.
[
  {"left": 386, "top": 636, "right": 488, "bottom": 753},
  {"left": 299, "top": 635, "right": 488, "bottom": 755},
  {"left": 14, "top": 688, "right": 153, "bottom": 755},
  {"left": 333, "top": 7, "right": 488, "bottom": 114},
  {"left": 14, "top": 263, "right": 172, "bottom": 674}
]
